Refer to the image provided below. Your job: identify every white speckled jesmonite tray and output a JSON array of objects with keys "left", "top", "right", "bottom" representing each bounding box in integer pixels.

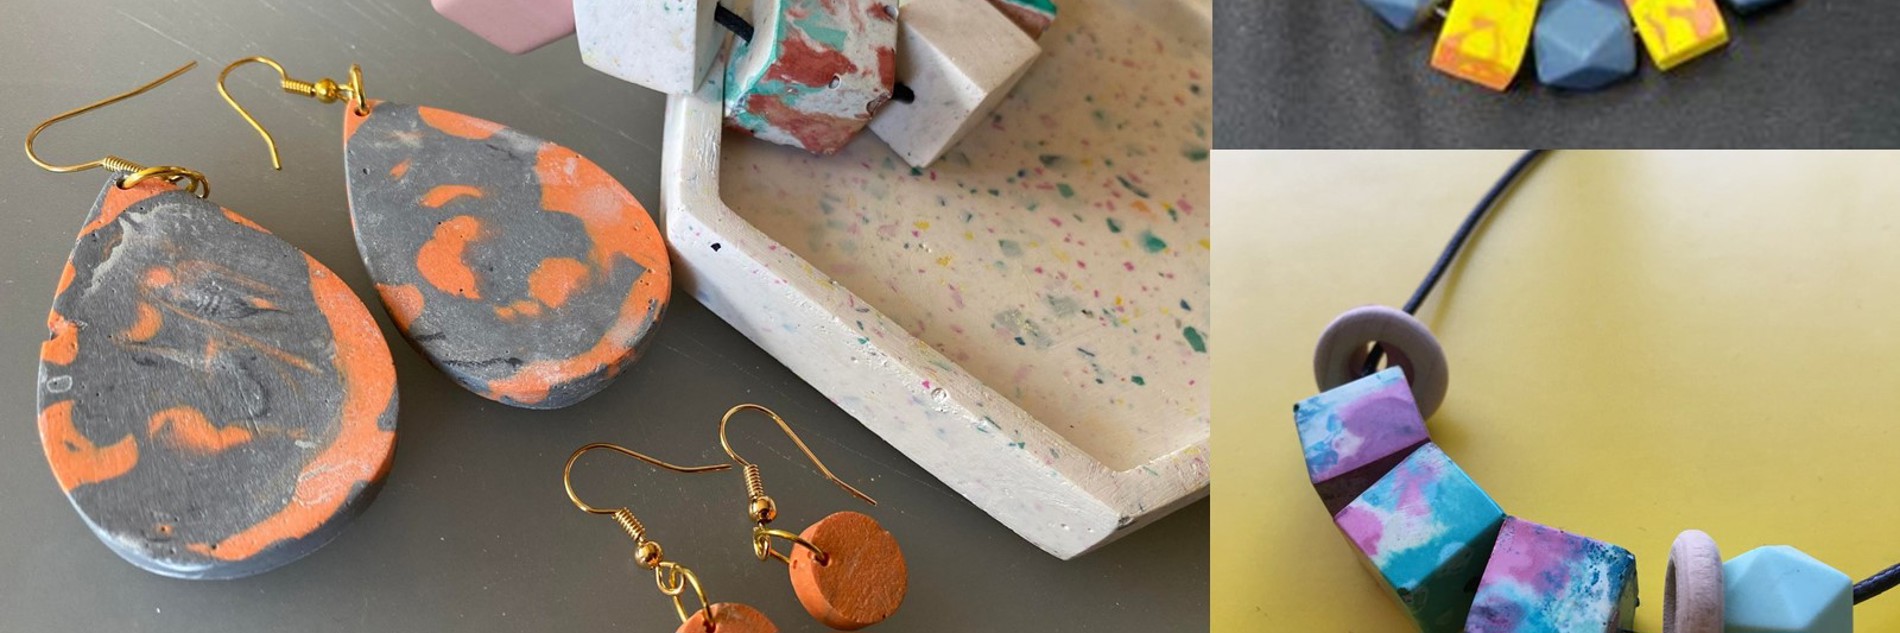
[{"left": 661, "top": 0, "right": 1210, "bottom": 559}]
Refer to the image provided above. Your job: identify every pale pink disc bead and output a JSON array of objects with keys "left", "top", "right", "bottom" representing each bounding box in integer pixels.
[{"left": 1666, "top": 529, "right": 1725, "bottom": 633}]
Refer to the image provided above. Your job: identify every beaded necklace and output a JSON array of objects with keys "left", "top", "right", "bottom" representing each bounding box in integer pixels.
[
  {"left": 1294, "top": 151, "right": 1899, "bottom": 633},
  {"left": 1357, "top": 0, "right": 1788, "bottom": 92}
]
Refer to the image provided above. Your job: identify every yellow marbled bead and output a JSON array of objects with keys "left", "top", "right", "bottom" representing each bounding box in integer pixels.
[
  {"left": 1626, "top": 0, "right": 1729, "bottom": 71},
  {"left": 1431, "top": 0, "right": 1541, "bottom": 91}
]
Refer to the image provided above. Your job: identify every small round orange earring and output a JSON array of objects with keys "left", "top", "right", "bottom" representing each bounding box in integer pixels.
[{"left": 718, "top": 404, "right": 908, "bottom": 630}]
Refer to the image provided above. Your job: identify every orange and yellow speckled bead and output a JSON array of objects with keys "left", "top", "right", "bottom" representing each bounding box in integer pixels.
[
  {"left": 1626, "top": 0, "right": 1729, "bottom": 71},
  {"left": 1431, "top": 0, "right": 1541, "bottom": 91}
]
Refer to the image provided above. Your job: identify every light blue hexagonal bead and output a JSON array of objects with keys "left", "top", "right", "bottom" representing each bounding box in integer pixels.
[
  {"left": 1359, "top": 0, "right": 1439, "bottom": 31},
  {"left": 1532, "top": 0, "right": 1637, "bottom": 91},
  {"left": 1723, "top": 546, "right": 1852, "bottom": 633},
  {"left": 1725, "top": 0, "right": 1792, "bottom": 15}
]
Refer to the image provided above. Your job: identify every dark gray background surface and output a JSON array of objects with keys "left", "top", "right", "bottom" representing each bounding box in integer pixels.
[
  {"left": 1217, "top": 0, "right": 1900, "bottom": 148},
  {"left": 0, "top": 2, "right": 1208, "bottom": 631}
]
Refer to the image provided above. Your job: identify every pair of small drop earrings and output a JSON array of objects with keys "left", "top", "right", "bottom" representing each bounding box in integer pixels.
[
  {"left": 30, "top": 59, "right": 666, "bottom": 579},
  {"left": 563, "top": 405, "right": 908, "bottom": 632}
]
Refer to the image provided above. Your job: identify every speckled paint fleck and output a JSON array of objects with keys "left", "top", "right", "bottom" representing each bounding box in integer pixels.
[
  {"left": 1335, "top": 443, "right": 1505, "bottom": 633},
  {"left": 1183, "top": 326, "right": 1206, "bottom": 352},
  {"left": 1466, "top": 517, "right": 1637, "bottom": 633},
  {"left": 720, "top": 0, "right": 1209, "bottom": 472}
]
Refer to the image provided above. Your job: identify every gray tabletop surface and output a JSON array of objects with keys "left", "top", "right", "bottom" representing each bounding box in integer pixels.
[
  {"left": 0, "top": 2, "right": 1209, "bottom": 631},
  {"left": 1217, "top": 0, "right": 1900, "bottom": 148}
]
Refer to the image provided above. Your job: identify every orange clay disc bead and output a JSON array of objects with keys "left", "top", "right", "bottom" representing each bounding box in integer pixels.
[
  {"left": 676, "top": 603, "right": 778, "bottom": 633},
  {"left": 789, "top": 511, "right": 908, "bottom": 630}
]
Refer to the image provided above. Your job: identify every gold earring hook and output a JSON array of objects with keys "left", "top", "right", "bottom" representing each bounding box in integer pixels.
[
  {"left": 561, "top": 442, "right": 730, "bottom": 566},
  {"left": 719, "top": 404, "right": 876, "bottom": 506},
  {"left": 563, "top": 442, "right": 730, "bottom": 516},
  {"left": 217, "top": 56, "right": 369, "bottom": 170},
  {"left": 719, "top": 404, "right": 873, "bottom": 566},
  {"left": 25, "top": 61, "right": 209, "bottom": 198},
  {"left": 562, "top": 443, "right": 725, "bottom": 633}
]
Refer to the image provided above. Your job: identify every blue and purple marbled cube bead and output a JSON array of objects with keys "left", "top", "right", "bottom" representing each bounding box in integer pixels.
[
  {"left": 1466, "top": 517, "right": 1638, "bottom": 633},
  {"left": 1336, "top": 442, "right": 1506, "bottom": 633},
  {"left": 1295, "top": 367, "right": 1431, "bottom": 514}
]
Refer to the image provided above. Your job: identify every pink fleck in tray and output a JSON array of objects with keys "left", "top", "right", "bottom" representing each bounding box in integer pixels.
[{"left": 661, "top": 0, "right": 1209, "bottom": 559}]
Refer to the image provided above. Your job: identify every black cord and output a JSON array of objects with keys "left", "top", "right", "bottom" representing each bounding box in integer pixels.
[
  {"left": 1360, "top": 149, "right": 1546, "bottom": 376},
  {"left": 1399, "top": 149, "right": 1547, "bottom": 316},
  {"left": 714, "top": 4, "right": 754, "bottom": 42},
  {"left": 711, "top": 3, "right": 916, "bottom": 104},
  {"left": 1857, "top": 561, "right": 1900, "bottom": 604},
  {"left": 1370, "top": 149, "right": 1900, "bottom": 608}
]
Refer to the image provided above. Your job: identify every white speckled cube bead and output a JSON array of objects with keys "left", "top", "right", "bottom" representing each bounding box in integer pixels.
[
  {"left": 575, "top": 0, "right": 727, "bottom": 95},
  {"left": 432, "top": 0, "right": 576, "bottom": 54},
  {"left": 868, "top": 0, "right": 1039, "bottom": 168}
]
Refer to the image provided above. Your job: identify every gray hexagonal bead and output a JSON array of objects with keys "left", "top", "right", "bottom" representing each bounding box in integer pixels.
[
  {"left": 1359, "top": 0, "right": 1438, "bottom": 31},
  {"left": 1533, "top": 0, "right": 1637, "bottom": 91}
]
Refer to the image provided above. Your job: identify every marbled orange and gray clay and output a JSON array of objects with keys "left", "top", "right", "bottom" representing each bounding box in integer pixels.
[
  {"left": 37, "top": 177, "right": 399, "bottom": 579},
  {"left": 342, "top": 101, "right": 670, "bottom": 409}
]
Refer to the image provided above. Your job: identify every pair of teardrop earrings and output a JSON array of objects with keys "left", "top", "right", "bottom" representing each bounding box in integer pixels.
[
  {"left": 30, "top": 59, "right": 664, "bottom": 579},
  {"left": 563, "top": 405, "right": 909, "bottom": 632}
]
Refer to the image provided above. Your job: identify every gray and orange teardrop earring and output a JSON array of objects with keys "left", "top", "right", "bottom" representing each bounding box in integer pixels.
[
  {"left": 27, "top": 62, "right": 398, "bottom": 579},
  {"left": 217, "top": 56, "right": 670, "bottom": 410},
  {"left": 718, "top": 404, "right": 908, "bottom": 630},
  {"left": 563, "top": 443, "right": 779, "bottom": 633}
]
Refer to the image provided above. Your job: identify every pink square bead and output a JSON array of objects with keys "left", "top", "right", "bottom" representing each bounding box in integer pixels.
[{"left": 432, "top": 0, "right": 577, "bottom": 54}]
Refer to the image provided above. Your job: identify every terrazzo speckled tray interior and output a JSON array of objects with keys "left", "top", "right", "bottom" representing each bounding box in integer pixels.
[{"left": 661, "top": 0, "right": 1210, "bottom": 559}]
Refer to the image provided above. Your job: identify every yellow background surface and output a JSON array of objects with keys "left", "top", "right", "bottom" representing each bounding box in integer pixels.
[{"left": 1213, "top": 151, "right": 1900, "bottom": 632}]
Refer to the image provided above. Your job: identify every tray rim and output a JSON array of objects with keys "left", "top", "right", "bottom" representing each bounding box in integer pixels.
[{"left": 657, "top": 1, "right": 1210, "bottom": 559}]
